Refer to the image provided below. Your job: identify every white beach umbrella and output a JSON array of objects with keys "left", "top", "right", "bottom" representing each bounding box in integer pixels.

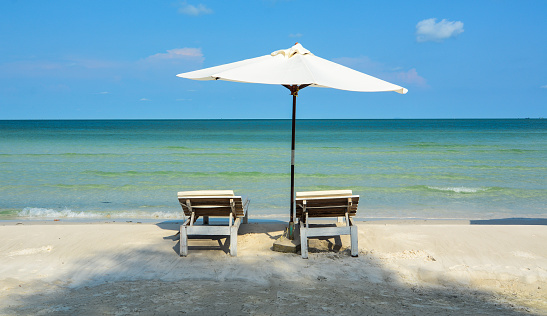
[{"left": 177, "top": 43, "right": 407, "bottom": 237}]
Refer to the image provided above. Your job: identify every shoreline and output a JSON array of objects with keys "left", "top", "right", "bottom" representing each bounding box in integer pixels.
[
  {"left": 1, "top": 220, "right": 546, "bottom": 315},
  {"left": 2, "top": 216, "right": 546, "bottom": 226}
]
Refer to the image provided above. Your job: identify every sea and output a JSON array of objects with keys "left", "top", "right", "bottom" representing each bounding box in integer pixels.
[{"left": 0, "top": 119, "right": 545, "bottom": 221}]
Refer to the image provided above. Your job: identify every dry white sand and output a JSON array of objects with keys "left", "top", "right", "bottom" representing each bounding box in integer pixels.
[{"left": 1, "top": 219, "right": 546, "bottom": 315}]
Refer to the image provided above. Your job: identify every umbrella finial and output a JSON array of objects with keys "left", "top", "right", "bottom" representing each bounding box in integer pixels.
[{"left": 271, "top": 43, "right": 312, "bottom": 58}]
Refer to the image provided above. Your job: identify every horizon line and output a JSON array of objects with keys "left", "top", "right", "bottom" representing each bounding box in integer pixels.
[{"left": 1, "top": 118, "right": 544, "bottom": 121}]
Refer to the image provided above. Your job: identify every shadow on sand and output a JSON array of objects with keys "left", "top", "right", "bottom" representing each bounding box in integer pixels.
[
  {"left": 1, "top": 220, "right": 541, "bottom": 315},
  {"left": 157, "top": 219, "right": 288, "bottom": 255}
]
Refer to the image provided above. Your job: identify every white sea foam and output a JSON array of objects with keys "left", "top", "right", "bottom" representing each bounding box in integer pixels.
[
  {"left": 427, "top": 186, "right": 487, "bottom": 193},
  {"left": 18, "top": 207, "right": 183, "bottom": 219},
  {"left": 19, "top": 208, "right": 100, "bottom": 218}
]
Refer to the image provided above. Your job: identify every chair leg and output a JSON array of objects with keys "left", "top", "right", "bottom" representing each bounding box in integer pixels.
[
  {"left": 180, "top": 225, "right": 188, "bottom": 257},
  {"left": 300, "top": 220, "right": 308, "bottom": 259},
  {"left": 245, "top": 198, "right": 251, "bottom": 224},
  {"left": 350, "top": 225, "right": 358, "bottom": 257},
  {"left": 229, "top": 218, "right": 241, "bottom": 257},
  {"left": 230, "top": 228, "right": 237, "bottom": 257}
]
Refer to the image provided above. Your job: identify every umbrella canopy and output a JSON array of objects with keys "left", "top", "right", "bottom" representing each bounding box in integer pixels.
[
  {"left": 177, "top": 43, "right": 407, "bottom": 238},
  {"left": 177, "top": 43, "right": 407, "bottom": 94}
]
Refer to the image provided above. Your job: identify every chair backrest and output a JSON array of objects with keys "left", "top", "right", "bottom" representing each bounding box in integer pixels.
[
  {"left": 177, "top": 190, "right": 245, "bottom": 218},
  {"left": 295, "top": 190, "right": 359, "bottom": 219}
]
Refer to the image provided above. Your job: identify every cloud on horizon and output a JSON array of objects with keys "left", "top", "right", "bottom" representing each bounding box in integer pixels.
[
  {"left": 0, "top": 58, "right": 122, "bottom": 79},
  {"left": 395, "top": 68, "right": 428, "bottom": 87},
  {"left": 333, "top": 56, "right": 428, "bottom": 88},
  {"left": 178, "top": 2, "right": 213, "bottom": 16},
  {"left": 145, "top": 48, "right": 204, "bottom": 64},
  {"left": 416, "top": 18, "right": 464, "bottom": 43},
  {"left": 0, "top": 49, "right": 205, "bottom": 82},
  {"left": 1, "top": 48, "right": 207, "bottom": 82}
]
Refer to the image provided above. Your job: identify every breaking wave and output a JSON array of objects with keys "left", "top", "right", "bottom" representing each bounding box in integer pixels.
[
  {"left": 18, "top": 207, "right": 183, "bottom": 219},
  {"left": 425, "top": 186, "right": 488, "bottom": 194}
]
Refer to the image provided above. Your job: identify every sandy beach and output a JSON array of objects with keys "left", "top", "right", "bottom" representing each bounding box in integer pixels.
[{"left": 1, "top": 219, "right": 546, "bottom": 315}]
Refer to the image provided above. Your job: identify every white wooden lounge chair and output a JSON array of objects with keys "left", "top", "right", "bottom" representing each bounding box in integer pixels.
[
  {"left": 296, "top": 190, "right": 359, "bottom": 259},
  {"left": 178, "top": 190, "right": 249, "bottom": 257}
]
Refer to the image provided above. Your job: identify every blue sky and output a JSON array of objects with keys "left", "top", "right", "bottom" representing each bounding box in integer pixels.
[{"left": 1, "top": 1, "right": 546, "bottom": 119}]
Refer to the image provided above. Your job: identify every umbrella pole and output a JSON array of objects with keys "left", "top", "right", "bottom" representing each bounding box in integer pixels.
[
  {"left": 289, "top": 86, "right": 297, "bottom": 240},
  {"left": 283, "top": 84, "right": 310, "bottom": 240}
]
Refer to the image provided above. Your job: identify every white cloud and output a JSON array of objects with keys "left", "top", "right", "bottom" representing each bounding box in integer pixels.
[
  {"left": 541, "top": 85, "right": 547, "bottom": 89},
  {"left": 334, "top": 56, "right": 428, "bottom": 88},
  {"left": 395, "top": 68, "right": 428, "bottom": 87},
  {"left": 416, "top": 18, "right": 464, "bottom": 43},
  {"left": 143, "top": 48, "right": 205, "bottom": 70},
  {"left": 146, "top": 48, "right": 204, "bottom": 62},
  {"left": 333, "top": 56, "right": 382, "bottom": 73},
  {"left": 139, "top": 98, "right": 151, "bottom": 101},
  {"left": 178, "top": 2, "right": 212, "bottom": 16},
  {"left": 289, "top": 33, "right": 303, "bottom": 38},
  {"left": 95, "top": 91, "right": 109, "bottom": 95},
  {"left": 1, "top": 58, "right": 116, "bottom": 72},
  {"left": 0, "top": 58, "right": 123, "bottom": 79},
  {"left": 67, "top": 58, "right": 120, "bottom": 69}
]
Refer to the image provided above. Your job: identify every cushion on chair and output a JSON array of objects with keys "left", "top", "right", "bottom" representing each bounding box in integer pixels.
[
  {"left": 177, "top": 190, "right": 235, "bottom": 198},
  {"left": 296, "top": 190, "right": 353, "bottom": 199}
]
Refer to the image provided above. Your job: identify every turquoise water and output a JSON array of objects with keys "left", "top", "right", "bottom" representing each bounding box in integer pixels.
[{"left": 1, "top": 119, "right": 545, "bottom": 220}]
